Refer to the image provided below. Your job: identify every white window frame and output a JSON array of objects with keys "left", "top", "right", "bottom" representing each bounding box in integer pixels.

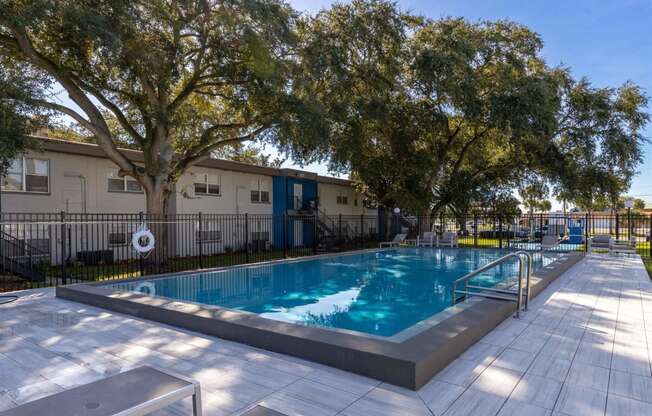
[
  {"left": 250, "top": 178, "right": 270, "bottom": 204},
  {"left": 107, "top": 169, "right": 143, "bottom": 193},
  {"left": 194, "top": 173, "right": 221, "bottom": 196},
  {"left": 196, "top": 220, "right": 221, "bottom": 243},
  {"left": 1, "top": 157, "right": 50, "bottom": 194},
  {"left": 336, "top": 191, "right": 348, "bottom": 205},
  {"left": 108, "top": 232, "right": 129, "bottom": 247}
]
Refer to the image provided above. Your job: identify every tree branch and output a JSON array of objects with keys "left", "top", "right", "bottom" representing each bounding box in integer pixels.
[
  {"left": 8, "top": 27, "right": 140, "bottom": 180},
  {"left": 174, "top": 125, "right": 271, "bottom": 173},
  {"left": 451, "top": 129, "right": 487, "bottom": 174},
  {"left": 32, "top": 100, "right": 94, "bottom": 131},
  {"left": 72, "top": 77, "right": 145, "bottom": 145}
]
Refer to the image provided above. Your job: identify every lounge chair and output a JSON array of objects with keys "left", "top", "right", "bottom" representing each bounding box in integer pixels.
[
  {"left": 541, "top": 235, "right": 560, "bottom": 251},
  {"left": 611, "top": 237, "right": 637, "bottom": 255},
  {"left": 380, "top": 233, "right": 407, "bottom": 248},
  {"left": 0, "top": 366, "right": 202, "bottom": 416},
  {"left": 417, "top": 231, "right": 437, "bottom": 247},
  {"left": 588, "top": 234, "right": 613, "bottom": 253},
  {"left": 438, "top": 232, "right": 458, "bottom": 248}
]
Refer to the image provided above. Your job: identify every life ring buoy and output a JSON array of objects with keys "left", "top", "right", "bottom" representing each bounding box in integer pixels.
[
  {"left": 132, "top": 228, "right": 155, "bottom": 253},
  {"left": 134, "top": 282, "right": 156, "bottom": 296}
]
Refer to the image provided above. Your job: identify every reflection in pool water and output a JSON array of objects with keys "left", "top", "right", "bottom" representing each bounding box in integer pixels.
[{"left": 104, "top": 248, "right": 560, "bottom": 337}]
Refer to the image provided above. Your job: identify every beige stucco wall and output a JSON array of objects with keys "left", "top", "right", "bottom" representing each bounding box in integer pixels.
[
  {"left": 1, "top": 149, "right": 146, "bottom": 214},
  {"left": 174, "top": 168, "right": 273, "bottom": 215},
  {"left": 317, "top": 182, "right": 374, "bottom": 216},
  {"left": 1, "top": 149, "right": 368, "bottom": 218}
]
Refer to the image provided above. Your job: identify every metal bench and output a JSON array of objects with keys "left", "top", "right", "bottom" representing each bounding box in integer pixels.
[{"left": 0, "top": 366, "right": 202, "bottom": 416}]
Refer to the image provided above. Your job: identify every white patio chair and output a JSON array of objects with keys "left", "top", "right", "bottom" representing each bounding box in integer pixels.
[
  {"left": 417, "top": 231, "right": 437, "bottom": 247},
  {"left": 438, "top": 232, "right": 458, "bottom": 248},
  {"left": 379, "top": 233, "right": 407, "bottom": 248},
  {"left": 588, "top": 234, "right": 613, "bottom": 253},
  {"left": 611, "top": 236, "right": 637, "bottom": 255}
]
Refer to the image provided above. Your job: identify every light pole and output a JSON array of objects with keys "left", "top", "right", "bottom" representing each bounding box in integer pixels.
[{"left": 393, "top": 207, "right": 400, "bottom": 235}]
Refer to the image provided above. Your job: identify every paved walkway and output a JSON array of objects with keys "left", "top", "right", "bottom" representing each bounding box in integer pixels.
[{"left": 0, "top": 254, "right": 651, "bottom": 416}]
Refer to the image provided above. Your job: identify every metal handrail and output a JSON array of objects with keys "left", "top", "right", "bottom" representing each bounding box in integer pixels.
[{"left": 452, "top": 250, "right": 533, "bottom": 317}]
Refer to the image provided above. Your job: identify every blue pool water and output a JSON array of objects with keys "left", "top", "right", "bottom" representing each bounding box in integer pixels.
[{"left": 104, "top": 248, "right": 560, "bottom": 337}]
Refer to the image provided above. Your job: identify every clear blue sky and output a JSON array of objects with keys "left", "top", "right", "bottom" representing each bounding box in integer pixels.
[{"left": 284, "top": 0, "right": 652, "bottom": 206}]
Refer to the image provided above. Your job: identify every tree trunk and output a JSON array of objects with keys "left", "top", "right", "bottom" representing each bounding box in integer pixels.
[
  {"left": 143, "top": 183, "right": 173, "bottom": 273},
  {"left": 145, "top": 182, "right": 172, "bottom": 216}
]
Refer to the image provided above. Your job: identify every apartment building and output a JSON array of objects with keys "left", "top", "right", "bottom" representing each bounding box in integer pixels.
[
  {"left": 0, "top": 138, "right": 379, "bottom": 264},
  {"left": 0, "top": 137, "right": 374, "bottom": 217}
]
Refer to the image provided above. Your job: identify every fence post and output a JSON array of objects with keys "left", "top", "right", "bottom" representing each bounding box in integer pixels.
[
  {"left": 60, "top": 211, "right": 67, "bottom": 285},
  {"left": 473, "top": 213, "right": 478, "bottom": 248},
  {"left": 283, "top": 213, "right": 288, "bottom": 258},
  {"left": 585, "top": 213, "right": 589, "bottom": 252},
  {"left": 628, "top": 208, "right": 632, "bottom": 241},
  {"left": 138, "top": 211, "right": 145, "bottom": 276},
  {"left": 440, "top": 212, "right": 445, "bottom": 233},
  {"left": 360, "top": 214, "right": 364, "bottom": 249},
  {"left": 338, "top": 214, "right": 342, "bottom": 249},
  {"left": 616, "top": 213, "right": 620, "bottom": 240},
  {"left": 245, "top": 213, "right": 249, "bottom": 263},
  {"left": 198, "top": 212, "right": 203, "bottom": 269},
  {"left": 649, "top": 214, "right": 652, "bottom": 258},
  {"left": 498, "top": 216, "right": 503, "bottom": 249},
  {"left": 539, "top": 213, "right": 543, "bottom": 240},
  {"left": 313, "top": 214, "right": 318, "bottom": 254}
]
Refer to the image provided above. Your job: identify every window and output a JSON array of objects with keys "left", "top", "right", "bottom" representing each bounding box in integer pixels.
[
  {"left": 354, "top": 199, "right": 358, "bottom": 207},
  {"left": 251, "top": 231, "right": 270, "bottom": 242},
  {"left": 2, "top": 157, "right": 49, "bottom": 193},
  {"left": 336, "top": 192, "right": 348, "bottom": 205},
  {"left": 108, "top": 232, "right": 128, "bottom": 246},
  {"left": 107, "top": 169, "right": 142, "bottom": 193},
  {"left": 250, "top": 179, "right": 270, "bottom": 203},
  {"left": 194, "top": 173, "right": 220, "bottom": 196},
  {"left": 196, "top": 221, "right": 221, "bottom": 242},
  {"left": 197, "top": 230, "right": 221, "bottom": 242}
]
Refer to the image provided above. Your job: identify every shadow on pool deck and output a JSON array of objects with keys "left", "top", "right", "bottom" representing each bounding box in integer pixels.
[{"left": 55, "top": 252, "right": 584, "bottom": 390}]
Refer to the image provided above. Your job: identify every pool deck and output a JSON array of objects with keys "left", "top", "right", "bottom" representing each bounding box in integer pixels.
[{"left": 1, "top": 254, "right": 651, "bottom": 415}]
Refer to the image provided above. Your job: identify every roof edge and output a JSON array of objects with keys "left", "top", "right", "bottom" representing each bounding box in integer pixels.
[{"left": 30, "top": 136, "right": 352, "bottom": 185}]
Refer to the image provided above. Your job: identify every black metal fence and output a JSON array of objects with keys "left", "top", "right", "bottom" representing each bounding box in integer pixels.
[
  {"left": 0, "top": 212, "right": 383, "bottom": 292},
  {"left": 1, "top": 211, "right": 650, "bottom": 292}
]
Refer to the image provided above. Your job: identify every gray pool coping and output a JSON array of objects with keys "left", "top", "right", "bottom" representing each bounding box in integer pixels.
[{"left": 56, "top": 249, "right": 584, "bottom": 390}]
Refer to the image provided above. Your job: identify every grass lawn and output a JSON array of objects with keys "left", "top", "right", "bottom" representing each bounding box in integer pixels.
[
  {"left": 59, "top": 248, "right": 317, "bottom": 283},
  {"left": 645, "top": 260, "right": 652, "bottom": 280}
]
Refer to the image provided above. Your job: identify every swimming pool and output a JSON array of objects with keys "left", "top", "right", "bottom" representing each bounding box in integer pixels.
[{"left": 104, "top": 248, "right": 560, "bottom": 337}]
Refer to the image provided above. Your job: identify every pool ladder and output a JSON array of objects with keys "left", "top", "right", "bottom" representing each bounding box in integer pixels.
[{"left": 452, "top": 251, "right": 533, "bottom": 318}]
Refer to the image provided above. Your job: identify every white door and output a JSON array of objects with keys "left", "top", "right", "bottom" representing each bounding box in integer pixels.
[
  {"left": 293, "top": 183, "right": 302, "bottom": 209},
  {"left": 235, "top": 185, "right": 248, "bottom": 214},
  {"left": 293, "top": 219, "right": 303, "bottom": 247},
  {"left": 61, "top": 176, "right": 84, "bottom": 213}
]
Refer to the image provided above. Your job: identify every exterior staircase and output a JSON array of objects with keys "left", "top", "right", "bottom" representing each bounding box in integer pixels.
[
  {"left": 288, "top": 196, "right": 349, "bottom": 252},
  {"left": 0, "top": 230, "right": 48, "bottom": 282},
  {"left": 398, "top": 214, "right": 420, "bottom": 239}
]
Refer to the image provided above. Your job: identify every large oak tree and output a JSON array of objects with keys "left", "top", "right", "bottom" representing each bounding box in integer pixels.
[
  {"left": 0, "top": 0, "right": 310, "bottom": 215},
  {"left": 287, "top": 0, "right": 648, "bottom": 217}
]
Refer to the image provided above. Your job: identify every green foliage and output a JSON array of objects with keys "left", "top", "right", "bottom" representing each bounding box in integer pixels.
[
  {"left": 519, "top": 180, "right": 550, "bottom": 213},
  {"left": 552, "top": 79, "right": 649, "bottom": 213},
  {"left": 0, "top": 61, "right": 46, "bottom": 174},
  {"left": 223, "top": 144, "right": 286, "bottom": 168},
  {"left": 0, "top": 0, "right": 303, "bottom": 213},
  {"left": 285, "top": 1, "right": 648, "bottom": 215}
]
